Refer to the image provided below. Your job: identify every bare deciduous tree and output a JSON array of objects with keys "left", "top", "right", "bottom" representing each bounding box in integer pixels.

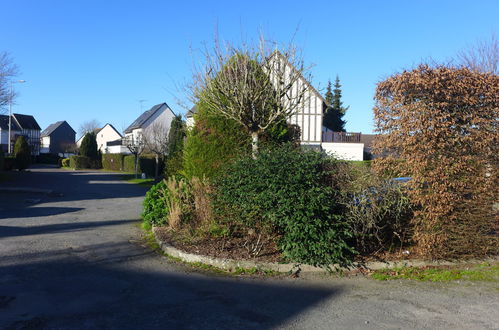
[
  {"left": 60, "top": 141, "right": 78, "bottom": 158},
  {"left": 0, "top": 52, "right": 19, "bottom": 113},
  {"left": 143, "top": 121, "right": 170, "bottom": 179},
  {"left": 456, "top": 33, "right": 498, "bottom": 74},
  {"left": 189, "top": 35, "right": 311, "bottom": 158},
  {"left": 124, "top": 133, "right": 145, "bottom": 178},
  {"left": 78, "top": 119, "right": 101, "bottom": 137}
]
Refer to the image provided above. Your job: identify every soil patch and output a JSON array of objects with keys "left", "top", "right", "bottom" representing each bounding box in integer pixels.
[{"left": 154, "top": 227, "right": 284, "bottom": 263}]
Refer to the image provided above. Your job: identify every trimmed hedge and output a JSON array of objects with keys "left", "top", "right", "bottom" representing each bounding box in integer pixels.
[
  {"left": 123, "top": 155, "right": 156, "bottom": 177},
  {"left": 69, "top": 155, "right": 101, "bottom": 169},
  {"left": 3, "top": 156, "right": 16, "bottom": 171},
  {"left": 36, "top": 153, "right": 61, "bottom": 165},
  {"left": 102, "top": 154, "right": 125, "bottom": 171}
]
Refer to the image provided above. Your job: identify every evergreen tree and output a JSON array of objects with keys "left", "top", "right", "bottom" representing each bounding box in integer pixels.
[
  {"left": 14, "top": 136, "right": 31, "bottom": 170},
  {"left": 80, "top": 132, "right": 99, "bottom": 159},
  {"left": 323, "top": 76, "right": 348, "bottom": 132}
]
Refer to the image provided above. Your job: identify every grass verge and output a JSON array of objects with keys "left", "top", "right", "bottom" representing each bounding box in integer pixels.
[
  {"left": 371, "top": 262, "right": 499, "bottom": 282},
  {"left": 120, "top": 174, "right": 155, "bottom": 188}
]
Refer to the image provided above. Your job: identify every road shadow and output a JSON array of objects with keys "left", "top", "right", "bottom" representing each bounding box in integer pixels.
[
  {"left": 0, "top": 219, "right": 136, "bottom": 238},
  {"left": 0, "top": 241, "right": 341, "bottom": 329},
  {"left": 0, "top": 206, "right": 84, "bottom": 220}
]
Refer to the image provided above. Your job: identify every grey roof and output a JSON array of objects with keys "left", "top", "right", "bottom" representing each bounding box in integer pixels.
[
  {"left": 186, "top": 105, "right": 197, "bottom": 118},
  {"left": 41, "top": 121, "right": 75, "bottom": 137},
  {"left": 13, "top": 113, "right": 41, "bottom": 130},
  {"left": 124, "top": 103, "right": 172, "bottom": 134},
  {"left": 0, "top": 115, "right": 21, "bottom": 131}
]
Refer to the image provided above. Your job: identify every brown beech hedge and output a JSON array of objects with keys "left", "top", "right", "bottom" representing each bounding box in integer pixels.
[{"left": 372, "top": 65, "right": 498, "bottom": 259}]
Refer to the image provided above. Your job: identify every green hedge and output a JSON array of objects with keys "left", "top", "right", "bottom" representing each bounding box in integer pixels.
[
  {"left": 0, "top": 149, "right": 4, "bottom": 171},
  {"left": 36, "top": 153, "right": 61, "bottom": 165},
  {"left": 123, "top": 155, "right": 156, "bottom": 177},
  {"left": 102, "top": 154, "right": 125, "bottom": 171},
  {"left": 69, "top": 155, "right": 101, "bottom": 169},
  {"left": 3, "top": 156, "right": 16, "bottom": 171}
]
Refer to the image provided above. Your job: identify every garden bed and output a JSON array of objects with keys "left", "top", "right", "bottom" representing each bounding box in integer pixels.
[{"left": 154, "top": 226, "right": 284, "bottom": 263}]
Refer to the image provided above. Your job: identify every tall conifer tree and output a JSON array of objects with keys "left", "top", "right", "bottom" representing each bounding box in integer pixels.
[{"left": 323, "top": 76, "right": 348, "bottom": 132}]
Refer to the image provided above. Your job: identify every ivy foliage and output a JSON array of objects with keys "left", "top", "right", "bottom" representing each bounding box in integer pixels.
[{"left": 212, "top": 144, "right": 355, "bottom": 268}]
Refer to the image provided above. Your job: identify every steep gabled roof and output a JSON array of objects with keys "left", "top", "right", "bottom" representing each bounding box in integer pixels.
[
  {"left": 186, "top": 105, "right": 197, "bottom": 118},
  {"left": 13, "top": 113, "right": 41, "bottom": 130},
  {"left": 268, "top": 51, "right": 328, "bottom": 106},
  {"left": 99, "top": 123, "right": 122, "bottom": 138},
  {"left": 124, "top": 103, "right": 174, "bottom": 134},
  {"left": 41, "top": 120, "right": 75, "bottom": 137},
  {"left": 0, "top": 115, "right": 21, "bottom": 131}
]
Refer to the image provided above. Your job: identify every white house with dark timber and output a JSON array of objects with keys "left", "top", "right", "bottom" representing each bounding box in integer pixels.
[{"left": 187, "top": 53, "right": 367, "bottom": 160}]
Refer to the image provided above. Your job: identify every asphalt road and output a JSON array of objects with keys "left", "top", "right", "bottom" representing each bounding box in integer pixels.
[{"left": 0, "top": 166, "right": 498, "bottom": 329}]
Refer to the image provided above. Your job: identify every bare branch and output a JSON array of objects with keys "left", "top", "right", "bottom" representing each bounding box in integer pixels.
[
  {"left": 456, "top": 33, "right": 498, "bottom": 74},
  {"left": 0, "top": 52, "right": 19, "bottom": 113}
]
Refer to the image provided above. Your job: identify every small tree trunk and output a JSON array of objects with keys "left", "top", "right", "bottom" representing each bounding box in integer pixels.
[
  {"left": 134, "top": 153, "right": 139, "bottom": 179},
  {"left": 251, "top": 131, "right": 259, "bottom": 159},
  {"left": 155, "top": 154, "right": 159, "bottom": 180}
]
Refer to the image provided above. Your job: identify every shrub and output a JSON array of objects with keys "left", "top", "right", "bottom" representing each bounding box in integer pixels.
[
  {"left": 102, "top": 154, "right": 125, "bottom": 171},
  {"left": 182, "top": 101, "right": 299, "bottom": 180},
  {"left": 3, "top": 156, "right": 16, "bottom": 171},
  {"left": 373, "top": 65, "right": 498, "bottom": 258},
  {"left": 212, "top": 144, "right": 355, "bottom": 268},
  {"left": 61, "top": 158, "right": 70, "bottom": 167},
  {"left": 123, "top": 155, "right": 156, "bottom": 177},
  {"left": 36, "top": 153, "right": 61, "bottom": 165},
  {"left": 69, "top": 155, "right": 101, "bottom": 169},
  {"left": 165, "top": 177, "right": 193, "bottom": 229},
  {"left": 14, "top": 136, "right": 31, "bottom": 170},
  {"left": 80, "top": 132, "right": 99, "bottom": 159},
  {"left": 142, "top": 180, "right": 169, "bottom": 226},
  {"left": 344, "top": 179, "right": 414, "bottom": 254},
  {"left": 0, "top": 149, "right": 4, "bottom": 171}
]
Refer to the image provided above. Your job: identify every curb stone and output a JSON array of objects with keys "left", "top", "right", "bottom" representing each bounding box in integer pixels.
[{"left": 152, "top": 226, "right": 498, "bottom": 274}]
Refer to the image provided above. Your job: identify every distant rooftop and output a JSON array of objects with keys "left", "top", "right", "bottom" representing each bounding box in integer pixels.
[{"left": 124, "top": 103, "right": 171, "bottom": 134}]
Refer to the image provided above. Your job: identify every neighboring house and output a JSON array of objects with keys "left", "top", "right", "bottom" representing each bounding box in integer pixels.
[
  {"left": 1, "top": 113, "right": 42, "bottom": 155},
  {"left": 0, "top": 115, "right": 21, "bottom": 153},
  {"left": 40, "top": 121, "right": 76, "bottom": 155},
  {"left": 76, "top": 123, "right": 123, "bottom": 154},
  {"left": 123, "top": 103, "right": 176, "bottom": 147},
  {"left": 186, "top": 52, "right": 366, "bottom": 161}
]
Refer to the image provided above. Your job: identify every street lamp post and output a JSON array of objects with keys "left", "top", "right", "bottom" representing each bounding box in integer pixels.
[{"left": 8, "top": 79, "right": 26, "bottom": 154}]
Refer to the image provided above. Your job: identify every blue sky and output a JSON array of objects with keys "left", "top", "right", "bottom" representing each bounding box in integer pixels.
[{"left": 1, "top": 0, "right": 497, "bottom": 135}]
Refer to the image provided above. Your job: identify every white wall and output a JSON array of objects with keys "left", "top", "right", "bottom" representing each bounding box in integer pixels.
[
  {"left": 96, "top": 124, "right": 122, "bottom": 153},
  {"left": 321, "top": 142, "right": 364, "bottom": 161},
  {"left": 41, "top": 136, "right": 50, "bottom": 149},
  {"left": 106, "top": 145, "right": 130, "bottom": 154}
]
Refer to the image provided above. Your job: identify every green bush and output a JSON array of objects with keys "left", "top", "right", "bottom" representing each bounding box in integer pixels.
[
  {"left": 36, "top": 153, "right": 61, "bottom": 165},
  {"left": 212, "top": 144, "right": 355, "bottom": 268},
  {"left": 123, "top": 154, "right": 156, "bottom": 177},
  {"left": 102, "top": 154, "right": 125, "bottom": 171},
  {"left": 61, "top": 158, "right": 70, "bottom": 167},
  {"left": 80, "top": 132, "right": 99, "bottom": 159},
  {"left": 142, "top": 180, "right": 169, "bottom": 226},
  {"left": 182, "top": 101, "right": 299, "bottom": 180},
  {"left": 69, "top": 155, "right": 101, "bottom": 169},
  {"left": 14, "top": 136, "right": 31, "bottom": 170},
  {"left": 3, "top": 156, "right": 16, "bottom": 171},
  {"left": 0, "top": 149, "right": 4, "bottom": 171}
]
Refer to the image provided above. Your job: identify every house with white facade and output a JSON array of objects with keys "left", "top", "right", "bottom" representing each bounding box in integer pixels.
[
  {"left": 187, "top": 52, "right": 366, "bottom": 160},
  {"left": 0, "top": 113, "right": 41, "bottom": 155},
  {"left": 0, "top": 115, "right": 21, "bottom": 153},
  {"left": 76, "top": 123, "right": 123, "bottom": 154},
  {"left": 121, "top": 102, "right": 176, "bottom": 150}
]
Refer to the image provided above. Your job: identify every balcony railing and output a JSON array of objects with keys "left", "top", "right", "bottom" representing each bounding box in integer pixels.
[{"left": 322, "top": 131, "right": 362, "bottom": 143}]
